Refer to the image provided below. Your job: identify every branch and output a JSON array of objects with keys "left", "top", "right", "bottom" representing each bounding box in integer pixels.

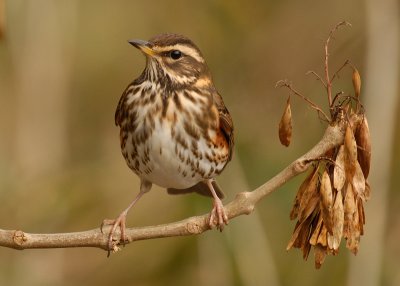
[{"left": 0, "top": 120, "right": 347, "bottom": 253}]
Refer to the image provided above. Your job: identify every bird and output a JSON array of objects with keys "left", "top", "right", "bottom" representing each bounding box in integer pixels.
[{"left": 102, "top": 33, "right": 234, "bottom": 253}]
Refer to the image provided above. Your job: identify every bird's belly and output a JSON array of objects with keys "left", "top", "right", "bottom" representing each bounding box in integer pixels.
[{"left": 123, "top": 120, "right": 228, "bottom": 189}]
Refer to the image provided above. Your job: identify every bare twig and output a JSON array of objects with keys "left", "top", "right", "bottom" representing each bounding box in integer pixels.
[
  {"left": 331, "top": 59, "right": 350, "bottom": 82},
  {"left": 325, "top": 21, "right": 352, "bottom": 107},
  {"left": 306, "top": 70, "right": 327, "bottom": 88},
  {"left": 276, "top": 80, "right": 331, "bottom": 122},
  {"left": 0, "top": 120, "right": 349, "bottom": 253}
]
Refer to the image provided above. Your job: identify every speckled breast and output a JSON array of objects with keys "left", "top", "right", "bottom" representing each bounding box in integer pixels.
[{"left": 119, "top": 84, "right": 230, "bottom": 189}]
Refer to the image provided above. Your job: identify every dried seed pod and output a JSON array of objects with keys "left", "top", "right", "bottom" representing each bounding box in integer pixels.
[
  {"left": 344, "top": 125, "right": 357, "bottom": 181},
  {"left": 352, "top": 68, "right": 361, "bottom": 97},
  {"left": 301, "top": 228, "right": 313, "bottom": 260},
  {"left": 346, "top": 198, "right": 360, "bottom": 255},
  {"left": 316, "top": 224, "right": 328, "bottom": 247},
  {"left": 364, "top": 180, "right": 371, "bottom": 201},
  {"left": 357, "top": 198, "right": 365, "bottom": 235},
  {"left": 298, "top": 170, "right": 320, "bottom": 222},
  {"left": 343, "top": 183, "right": 356, "bottom": 239},
  {"left": 327, "top": 190, "right": 344, "bottom": 252},
  {"left": 290, "top": 166, "right": 319, "bottom": 220},
  {"left": 334, "top": 145, "right": 346, "bottom": 191},
  {"left": 352, "top": 161, "right": 366, "bottom": 201},
  {"left": 355, "top": 117, "right": 371, "bottom": 178},
  {"left": 287, "top": 221, "right": 302, "bottom": 250},
  {"left": 279, "top": 96, "right": 292, "bottom": 147},
  {"left": 320, "top": 171, "right": 333, "bottom": 233},
  {"left": 314, "top": 244, "right": 327, "bottom": 269},
  {"left": 309, "top": 215, "right": 323, "bottom": 246},
  {"left": 287, "top": 216, "right": 314, "bottom": 260}
]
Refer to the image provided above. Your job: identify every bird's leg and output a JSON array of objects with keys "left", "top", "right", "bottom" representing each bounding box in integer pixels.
[
  {"left": 101, "top": 180, "right": 152, "bottom": 256},
  {"left": 206, "top": 179, "right": 228, "bottom": 231}
]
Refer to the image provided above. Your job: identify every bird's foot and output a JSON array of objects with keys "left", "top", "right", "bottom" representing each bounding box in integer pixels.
[
  {"left": 101, "top": 212, "right": 128, "bottom": 256},
  {"left": 208, "top": 198, "right": 229, "bottom": 231}
]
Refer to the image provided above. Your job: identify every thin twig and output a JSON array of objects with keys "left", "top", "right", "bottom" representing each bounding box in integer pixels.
[
  {"left": 276, "top": 80, "right": 331, "bottom": 122},
  {"left": 324, "top": 21, "right": 352, "bottom": 108},
  {"left": 330, "top": 59, "right": 350, "bottom": 82},
  {"left": 306, "top": 71, "right": 327, "bottom": 88},
  {"left": 0, "top": 120, "right": 353, "bottom": 253}
]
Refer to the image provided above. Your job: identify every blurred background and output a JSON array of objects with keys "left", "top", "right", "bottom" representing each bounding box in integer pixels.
[{"left": 0, "top": 0, "right": 399, "bottom": 285}]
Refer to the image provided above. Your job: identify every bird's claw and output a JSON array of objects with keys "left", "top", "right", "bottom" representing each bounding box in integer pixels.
[
  {"left": 101, "top": 213, "right": 128, "bottom": 257},
  {"left": 208, "top": 199, "right": 229, "bottom": 231}
]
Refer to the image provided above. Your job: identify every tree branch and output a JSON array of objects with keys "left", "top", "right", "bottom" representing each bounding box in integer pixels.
[{"left": 0, "top": 121, "right": 346, "bottom": 253}]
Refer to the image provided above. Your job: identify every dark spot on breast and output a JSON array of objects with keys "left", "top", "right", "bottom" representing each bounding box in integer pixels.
[
  {"left": 162, "top": 97, "right": 170, "bottom": 118},
  {"left": 183, "top": 90, "right": 196, "bottom": 103},
  {"left": 173, "top": 93, "right": 182, "bottom": 111},
  {"left": 183, "top": 121, "right": 200, "bottom": 140},
  {"left": 149, "top": 91, "right": 156, "bottom": 102},
  {"left": 175, "top": 133, "right": 188, "bottom": 149}
]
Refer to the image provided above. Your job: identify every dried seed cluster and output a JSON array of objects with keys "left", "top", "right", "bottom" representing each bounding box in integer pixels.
[{"left": 286, "top": 67, "right": 371, "bottom": 268}]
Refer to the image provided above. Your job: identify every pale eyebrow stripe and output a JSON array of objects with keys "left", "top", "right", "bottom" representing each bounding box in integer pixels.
[{"left": 155, "top": 44, "right": 204, "bottom": 63}]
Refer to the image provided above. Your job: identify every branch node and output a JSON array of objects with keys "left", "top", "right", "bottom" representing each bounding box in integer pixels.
[
  {"left": 293, "top": 159, "right": 310, "bottom": 173},
  {"left": 13, "top": 230, "right": 27, "bottom": 247},
  {"left": 186, "top": 218, "right": 206, "bottom": 234},
  {"left": 235, "top": 192, "right": 255, "bottom": 215}
]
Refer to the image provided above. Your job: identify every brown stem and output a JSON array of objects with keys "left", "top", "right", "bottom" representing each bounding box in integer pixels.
[
  {"left": 331, "top": 60, "right": 350, "bottom": 82},
  {"left": 324, "top": 21, "right": 352, "bottom": 110}
]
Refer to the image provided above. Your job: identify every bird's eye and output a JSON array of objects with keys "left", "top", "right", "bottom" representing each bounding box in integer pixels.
[{"left": 170, "top": 50, "right": 182, "bottom": 60}]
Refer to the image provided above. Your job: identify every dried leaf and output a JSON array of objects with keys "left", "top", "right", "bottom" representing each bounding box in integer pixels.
[
  {"left": 334, "top": 145, "right": 346, "bottom": 191},
  {"left": 352, "top": 161, "right": 366, "bottom": 201},
  {"left": 279, "top": 96, "right": 292, "bottom": 147},
  {"left": 352, "top": 68, "right": 362, "bottom": 97},
  {"left": 320, "top": 171, "right": 333, "bottom": 233},
  {"left": 314, "top": 244, "right": 327, "bottom": 269},
  {"left": 291, "top": 166, "right": 318, "bottom": 220},
  {"left": 355, "top": 117, "right": 371, "bottom": 178},
  {"left": 344, "top": 126, "right": 357, "bottom": 180},
  {"left": 327, "top": 190, "right": 344, "bottom": 251}
]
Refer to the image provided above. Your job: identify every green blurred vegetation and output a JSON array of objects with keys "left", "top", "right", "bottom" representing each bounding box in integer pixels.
[{"left": 0, "top": 0, "right": 399, "bottom": 285}]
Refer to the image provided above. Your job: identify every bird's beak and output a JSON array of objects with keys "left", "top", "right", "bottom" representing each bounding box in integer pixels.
[{"left": 128, "top": 39, "right": 155, "bottom": 57}]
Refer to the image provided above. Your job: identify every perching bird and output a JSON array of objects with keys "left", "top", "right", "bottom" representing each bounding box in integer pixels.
[{"left": 102, "top": 33, "right": 234, "bottom": 253}]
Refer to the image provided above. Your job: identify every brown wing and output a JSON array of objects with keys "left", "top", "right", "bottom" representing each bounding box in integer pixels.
[
  {"left": 213, "top": 92, "right": 234, "bottom": 161},
  {"left": 115, "top": 84, "right": 132, "bottom": 126}
]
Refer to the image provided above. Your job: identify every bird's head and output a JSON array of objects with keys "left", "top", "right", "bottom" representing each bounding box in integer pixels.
[{"left": 129, "top": 34, "right": 210, "bottom": 87}]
